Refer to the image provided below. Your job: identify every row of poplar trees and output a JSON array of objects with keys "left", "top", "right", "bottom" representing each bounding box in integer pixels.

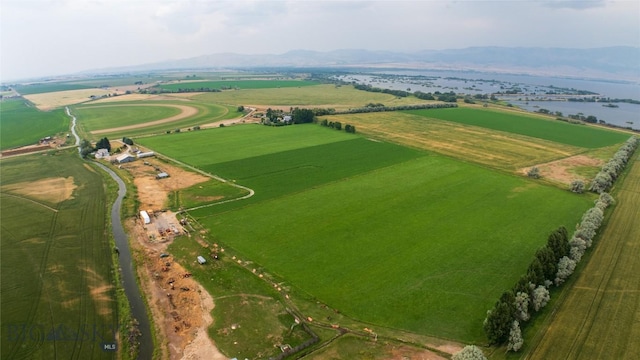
[{"left": 483, "top": 136, "right": 639, "bottom": 352}]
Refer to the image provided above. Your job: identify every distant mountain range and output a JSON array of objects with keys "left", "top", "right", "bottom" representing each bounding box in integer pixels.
[{"left": 92, "top": 47, "right": 640, "bottom": 81}]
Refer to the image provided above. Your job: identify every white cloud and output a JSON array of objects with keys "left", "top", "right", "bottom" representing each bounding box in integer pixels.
[
  {"left": 540, "top": 0, "right": 607, "bottom": 10},
  {"left": 1, "top": 0, "right": 638, "bottom": 80}
]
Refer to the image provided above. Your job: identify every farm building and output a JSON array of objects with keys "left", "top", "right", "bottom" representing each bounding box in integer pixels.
[
  {"left": 140, "top": 210, "right": 151, "bottom": 224},
  {"left": 116, "top": 153, "right": 135, "bottom": 163},
  {"left": 95, "top": 149, "right": 110, "bottom": 159},
  {"left": 137, "top": 151, "right": 155, "bottom": 159},
  {"left": 156, "top": 172, "right": 170, "bottom": 179},
  {"left": 197, "top": 256, "right": 207, "bottom": 264}
]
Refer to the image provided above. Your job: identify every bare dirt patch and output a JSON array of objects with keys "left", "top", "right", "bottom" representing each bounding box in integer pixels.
[
  {"left": 2, "top": 176, "right": 76, "bottom": 204},
  {"left": 91, "top": 104, "right": 199, "bottom": 135},
  {"left": 0, "top": 136, "right": 68, "bottom": 158},
  {"left": 121, "top": 157, "right": 209, "bottom": 210},
  {"left": 521, "top": 155, "right": 604, "bottom": 184}
]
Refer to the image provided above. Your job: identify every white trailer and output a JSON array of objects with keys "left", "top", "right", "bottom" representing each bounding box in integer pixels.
[
  {"left": 140, "top": 210, "right": 151, "bottom": 224},
  {"left": 197, "top": 256, "right": 207, "bottom": 264}
]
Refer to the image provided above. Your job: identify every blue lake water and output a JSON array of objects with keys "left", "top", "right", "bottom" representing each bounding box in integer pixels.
[{"left": 334, "top": 70, "right": 640, "bottom": 130}]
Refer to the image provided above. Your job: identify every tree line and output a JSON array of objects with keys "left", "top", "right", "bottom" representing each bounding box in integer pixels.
[
  {"left": 319, "top": 119, "right": 356, "bottom": 133},
  {"left": 589, "top": 136, "right": 639, "bottom": 193},
  {"left": 352, "top": 83, "right": 460, "bottom": 103},
  {"left": 141, "top": 87, "right": 222, "bottom": 94},
  {"left": 483, "top": 137, "right": 639, "bottom": 351},
  {"left": 334, "top": 102, "right": 457, "bottom": 115}
]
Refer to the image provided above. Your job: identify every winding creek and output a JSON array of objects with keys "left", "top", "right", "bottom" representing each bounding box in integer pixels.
[{"left": 67, "top": 108, "right": 153, "bottom": 359}]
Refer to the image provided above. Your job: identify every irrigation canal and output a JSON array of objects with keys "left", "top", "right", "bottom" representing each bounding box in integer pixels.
[{"left": 68, "top": 108, "right": 153, "bottom": 359}]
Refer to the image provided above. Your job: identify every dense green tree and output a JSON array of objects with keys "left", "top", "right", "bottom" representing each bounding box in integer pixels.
[
  {"left": 527, "top": 258, "right": 546, "bottom": 286},
  {"left": 547, "top": 227, "right": 569, "bottom": 261},
  {"left": 292, "top": 107, "right": 315, "bottom": 124},
  {"left": 95, "top": 137, "right": 111, "bottom": 151},
  {"left": 79, "top": 139, "right": 93, "bottom": 158},
  {"left": 483, "top": 291, "right": 515, "bottom": 344},
  {"left": 535, "top": 247, "right": 557, "bottom": 281}
]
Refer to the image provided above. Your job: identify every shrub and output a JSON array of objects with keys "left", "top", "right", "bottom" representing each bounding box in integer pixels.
[
  {"left": 570, "top": 179, "right": 584, "bottom": 193},
  {"left": 452, "top": 345, "right": 487, "bottom": 360},
  {"left": 507, "top": 321, "right": 523, "bottom": 352},
  {"left": 532, "top": 285, "right": 550, "bottom": 312},
  {"left": 527, "top": 166, "right": 541, "bottom": 179}
]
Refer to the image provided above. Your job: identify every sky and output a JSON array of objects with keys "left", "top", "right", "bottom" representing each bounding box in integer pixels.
[{"left": 1, "top": 0, "right": 639, "bottom": 81}]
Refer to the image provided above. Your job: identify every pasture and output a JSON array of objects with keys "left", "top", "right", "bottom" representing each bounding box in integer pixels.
[
  {"left": 0, "top": 99, "right": 69, "bottom": 150},
  {"left": 0, "top": 150, "right": 118, "bottom": 359},
  {"left": 404, "top": 107, "right": 629, "bottom": 149},
  {"left": 167, "top": 237, "right": 315, "bottom": 359},
  {"left": 158, "top": 79, "right": 319, "bottom": 91},
  {"left": 527, "top": 152, "right": 640, "bottom": 359},
  {"left": 140, "top": 124, "right": 594, "bottom": 342},
  {"left": 192, "top": 84, "right": 432, "bottom": 110}
]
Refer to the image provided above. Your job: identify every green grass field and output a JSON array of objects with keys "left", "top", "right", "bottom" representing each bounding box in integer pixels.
[
  {"left": 199, "top": 154, "right": 593, "bottom": 341},
  {"left": 0, "top": 150, "right": 118, "bottom": 359},
  {"left": 192, "top": 84, "right": 432, "bottom": 109},
  {"left": 158, "top": 79, "right": 319, "bottom": 91},
  {"left": 404, "top": 107, "right": 629, "bottom": 148},
  {"left": 14, "top": 83, "right": 94, "bottom": 95},
  {"left": 140, "top": 124, "right": 594, "bottom": 342},
  {"left": 73, "top": 104, "right": 183, "bottom": 131},
  {"left": 167, "top": 237, "right": 315, "bottom": 359},
  {"left": 0, "top": 99, "right": 70, "bottom": 150},
  {"left": 527, "top": 152, "right": 640, "bottom": 359},
  {"left": 138, "top": 124, "right": 360, "bottom": 165}
]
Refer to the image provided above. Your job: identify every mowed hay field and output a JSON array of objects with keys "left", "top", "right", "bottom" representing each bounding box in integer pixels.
[
  {"left": 0, "top": 150, "right": 117, "bottom": 359},
  {"left": 324, "top": 106, "right": 629, "bottom": 171},
  {"left": 23, "top": 89, "right": 113, "bottom": 110},
  {"left": 140, "top": 124, "right": 595, "bottom": 342},
  {"left": 0, "top": 99, "right": 70, "bottom": 150},
  {"left": 527, "top": 152, "right": 640, "bottom": 360}
]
